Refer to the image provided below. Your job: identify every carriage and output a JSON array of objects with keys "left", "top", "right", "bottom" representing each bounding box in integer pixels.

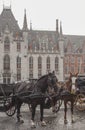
[
  {"left": 75, "top": 74, "right": 85, "bottom": 111},
  {"left": 0, "top": 83, "right": 16, "bottom": 116},
  {"left": 0, "top": 72, "right": 67, "bottom": 128}
]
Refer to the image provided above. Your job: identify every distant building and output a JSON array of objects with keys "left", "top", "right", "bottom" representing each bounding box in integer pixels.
[
  {"left": 64, "top": 35, "right": 85, "bottom": 79},
  {"left": 0, "top": 6, "right": 85, "bottom": 84}
]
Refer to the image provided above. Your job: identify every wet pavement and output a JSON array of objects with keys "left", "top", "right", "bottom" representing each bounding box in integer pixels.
[{"left": 0, "top": 104, "right": 85, "bottom": 130}]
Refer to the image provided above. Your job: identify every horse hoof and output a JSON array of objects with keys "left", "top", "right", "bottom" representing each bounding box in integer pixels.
[
  {"left": 31, "top": 124, "right": 36, "bottom": 128},
  {"left": 16, "top": 120, "right": 24, "bottom": 124},
  {"left": 52, "top": 109, "right": 56, "bottom": 113},
  {"left": 64, "top": 120, "right": 68, "bottom": 124},
  {"left": 31, "top": 120, "right": 36, "bottom": 128},
  {"left": 52, "top": 110, "right": 55, "bottom": 113},
  {"left": 20, "top": 120, "right": 24, "bottom": 123},
  {"left": 72, "top": 120, "right": 75, "bottom": 123},
  {"left": 41, "top": 121, "right": 46, "bottom": 126},
  {"left": 31, "top": 125, "right": 36, "bottom": 128}
]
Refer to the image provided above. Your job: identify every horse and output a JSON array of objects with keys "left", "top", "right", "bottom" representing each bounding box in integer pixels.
[
  {"left": 57, "top": 72, "right": 78, "bottom": 124},
  {"left": 10, "top": 71, "right": 58, "bottom": 127}
]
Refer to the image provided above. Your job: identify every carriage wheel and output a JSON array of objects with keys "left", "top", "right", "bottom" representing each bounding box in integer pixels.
[
  {"left": 75, "top": 94, "right": 85, "bottom": 111},
  {"left": 4, "top": 98, "right": 16, "bottom": 117}
]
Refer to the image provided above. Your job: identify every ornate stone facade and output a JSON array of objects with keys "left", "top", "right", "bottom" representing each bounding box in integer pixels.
[
  {"left": 0, "top": 7, "right": 64, "bottom": 83},
  {"left": 1, "top": 6, "right": 85, "bottom": 83}
]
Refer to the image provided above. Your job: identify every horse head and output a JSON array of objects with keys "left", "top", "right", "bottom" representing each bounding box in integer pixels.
[{"left": 47, "top": 71, "right": 58, "bottom": 94}]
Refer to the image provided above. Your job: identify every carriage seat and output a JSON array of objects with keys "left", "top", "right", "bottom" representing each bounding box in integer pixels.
[{"left": 76, "top": 78, "right": 85, "bottom": 89}]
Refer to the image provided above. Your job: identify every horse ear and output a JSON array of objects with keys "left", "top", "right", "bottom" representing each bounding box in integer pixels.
[
  {"left": 69, "top": 72, "right": 72, "bottom": 76},
  {"left": 52, "top": 71, "right": 55, "bottom": 75},
  {"left": 75, "top": 72, "right": 78, "bottom": 76}
]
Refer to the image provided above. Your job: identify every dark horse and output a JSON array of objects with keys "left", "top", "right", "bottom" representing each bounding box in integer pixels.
[
  {"left": 10, "top": 72, "right": 58, "bottom": 127},
  {"left": 58, "top": 72, "right": 78, "bottom": 124}
]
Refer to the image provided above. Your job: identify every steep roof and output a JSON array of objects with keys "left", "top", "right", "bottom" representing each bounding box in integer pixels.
[
  {"left": 28, "top": 30, "right": 59, "bottom": 51},
  {"left": 64, "top": 34, "right": 85, "bottom": 46},
  {"left": 63, "top": 34, "right": 85, "bottom": 53},
  {"left": 0, "top": 7, "right": 20, "bottom": 32}
]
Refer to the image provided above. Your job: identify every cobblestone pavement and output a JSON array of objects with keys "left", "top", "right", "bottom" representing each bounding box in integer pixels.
[{"left": 0, "top": 104, "right": 85, "bottom": 130}]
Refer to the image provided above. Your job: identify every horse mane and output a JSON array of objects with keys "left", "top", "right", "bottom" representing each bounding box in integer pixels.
[
  {"left": 37, "top": 72, "right": 54, "bottom": 82},
  {"left": 37, "top": 74, "right": 48, "bottom": 82}
]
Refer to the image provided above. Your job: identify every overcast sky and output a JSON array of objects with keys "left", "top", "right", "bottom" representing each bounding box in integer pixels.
[{"left": 0, "top": 0, "right": 85, "bottom": 35}]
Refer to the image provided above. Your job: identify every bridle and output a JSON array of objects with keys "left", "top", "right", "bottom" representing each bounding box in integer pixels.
[
  {"left": 47, "top": 74, "right": 58, "bottom": 94},
  {"left": 70, "top": 75, "right": 78, "bottom": 93}
]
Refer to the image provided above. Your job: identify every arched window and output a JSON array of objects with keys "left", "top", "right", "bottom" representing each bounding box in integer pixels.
[
  {"left": 4, "top": 55, "right": 10, "bottom": 70},
  {"left": 38, "top": 56, "right": 42, "bottom": 69},
  {"left": 17, "top": 41, "right": 21, "bottom": 52},
  {"left": 71, "top": 66, "right": 74, "bottom": 73},
  {"left": 38, "top": 56, "right": 42, "bottom": 78},
  {"left": 29, "top": 56, "right": 33, "bottom": 78},
  {"left": 83, "top": 66, "right": 85, "bottom": 73},
  {"left": 77, "top": 57, "right": 82, "bottom": 73},
  {"left": 77, "top": 57, "right": 81, "bottom": 64},
  {"left": 29, "top": 56, "right": 33, "bottom": 69},
  {"left": 65, "top": 56, "right": 69, "bottom": 63},
  {"left": 71, "top": 56, "right": 75, "bottom": 63},
  {"left": 55, "top": 57, "right": 59, "bottom": 72},
  {"left": 17, "top": 70, "right": 21, "bottom": 81},
  {"left": 4, "top": 36, "right": 10, "bottom": 51},
  {"left": 17, "top": 56, "right": 21, "bottom": 69},
  {"left": 46, "top": 56, "right": 50, "bottom": 72},
  {"left": 65, "top": 65, "right": 69, "bottom": 74},
  {"left": 83, "top": 56, "right": 85, "bottom": 63},
  {"left": 17, "top": 56, "right": 21, "bottom": 81}
]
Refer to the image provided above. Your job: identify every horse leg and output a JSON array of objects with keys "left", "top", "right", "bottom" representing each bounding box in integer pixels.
[
  {"left": 71, "top": 101, "right": 75, "bottom": 123},
  {"left": 16, "top": 102, "right": 24, "bottom": 123},
  {"left": 31, "top": 104, "right": 36, "bottom": 128},
  {"left": 52, "top": 100, "right": 60, "bottom": 113},
  {"left": 64, "top": 101, "right": 68, "bottom": 124},
  {"left": 52, "top": 99, "right": 56, "bottom": 113},
  {"left": 28, "top": 104, "right": 32, "bottom": 112},
  {"left": 40, "top": 103, "right": 46, "bottom": 126},
  {"left": 52, "top": 105, "right": 56, "bottom": 113}
]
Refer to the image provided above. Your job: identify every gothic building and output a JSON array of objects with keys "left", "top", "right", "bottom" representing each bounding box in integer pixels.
[
  {"left": 0, "top": 6, "right": 64, "bottom": 83},
  {"left": 1, "top": 6, "right": 85, "bottom": 84}
]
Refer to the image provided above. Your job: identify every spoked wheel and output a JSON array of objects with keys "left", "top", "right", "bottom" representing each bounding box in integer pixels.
[
  {"left": 4, "top": 97, "right": 16, "bottom": 117},
  {"left": 75, "top": 93, "right": 85, "bottom": 111}
]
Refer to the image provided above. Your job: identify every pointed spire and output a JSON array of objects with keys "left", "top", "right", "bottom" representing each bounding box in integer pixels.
[
  {"left": 60, "top": 21, "right": 63, "bottom": 35},
  {"left": 3, "top": 1, "right": 4, "bottom": 9},
  {"left": 22, "top": 9, "right": 28, "bottom": 31},
  {"left": 10, "top": 0, "right": 12, "bottom": 9},
  {"left": 30, "top": 20, "right": 32, "bottom": 30},
  {"left": 56, "top": 19, "right": 59, "bottom": 33}
]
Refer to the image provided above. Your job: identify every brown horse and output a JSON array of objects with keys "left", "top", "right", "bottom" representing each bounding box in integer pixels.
[
  {"left": 64, "top": 72, "right": 78, "bottom": 92},
  {"left": 57, "top": 72, "right": 78, "bottom": 124}
]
